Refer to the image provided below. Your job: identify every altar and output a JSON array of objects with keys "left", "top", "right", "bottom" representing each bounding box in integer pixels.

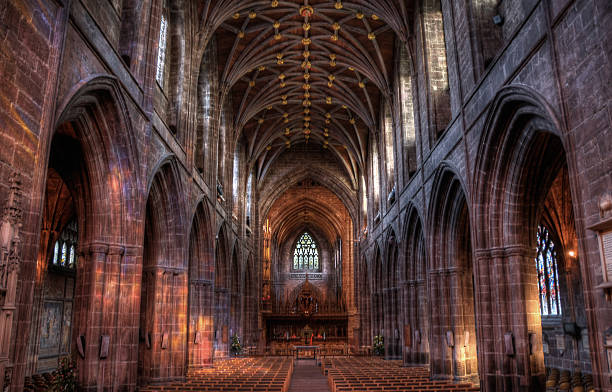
[{"left": 293, "top": 345, "right": 318, "bottom": 360}]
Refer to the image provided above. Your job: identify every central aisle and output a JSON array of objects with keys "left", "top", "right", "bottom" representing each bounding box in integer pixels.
[{"left": 288, "top": 359, "right": 330, "bottom": 392}]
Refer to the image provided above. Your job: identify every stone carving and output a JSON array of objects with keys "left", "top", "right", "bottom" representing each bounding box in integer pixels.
[{"left": 0, "top": 172, "right": 23, "bottom": 390}]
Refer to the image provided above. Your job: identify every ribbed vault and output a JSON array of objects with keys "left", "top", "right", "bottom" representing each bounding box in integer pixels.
[
  {"left": 201, "top": 0, "right": 412, "bottom": 183},
  {"left": 266, "top": 180, "right": 350, "bottom": 246}
]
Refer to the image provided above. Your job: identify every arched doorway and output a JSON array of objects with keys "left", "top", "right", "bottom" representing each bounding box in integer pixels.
[
  {"left": 229, "top": 247, "right": 241, "bottom": 341},
  {"left": 403, "top": 207, "right": 429, "bottom": 366},
  {"left": 25, "top": 78, "right": 141, "bottom": 391},
  {"left": 187, "top": 201, "right": 214, "bottom": 368},
  {"left": 372, "top": 247, "right": 384, "bottom": 343},
  {"left": 473, "top": 87, "right": 592, "bottom": 390},
  {"left": 243, "top": 255, "right": 258, "bottom": 349},
  {"left": 429, "top": 168, "right": 479, "bottom": 383},
  {"left": 138, "top": 160, "right": 188, "bottom": 384},
  {"left": 213, "top": 226, "right": 229, "bottom": 357},
  {"left": 384, "top": 231, "right": 401, "bottom": 359}
]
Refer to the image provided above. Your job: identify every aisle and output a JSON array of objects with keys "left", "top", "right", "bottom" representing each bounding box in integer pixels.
[{"left": 288, "top": 359, "right": 330, "bottom": 392}]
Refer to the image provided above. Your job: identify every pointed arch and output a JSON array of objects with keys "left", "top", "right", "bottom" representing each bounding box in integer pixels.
[
  {"left": 427, "top": 164, "right": 478, "bottom": 382},
  {"left": 471, "top": 85, "right": 592, "bottom": 387},
  {"left": 401, "top": 204, "right": 429, "bottom": 365},
  {"left": 187, "top": 199, "right": 214, "bottom": 368}
]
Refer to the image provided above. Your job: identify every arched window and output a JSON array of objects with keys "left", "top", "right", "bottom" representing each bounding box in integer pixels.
[
  {"left": 293, "top": 233, "right": 319, "bottom": 271},
  {"left": 422, "top": 0, "right": 451, "bottom": 138},
  {"left": 371, "top": 135, "right": 380, "bottom": 214},
  {"left": 60, "top": 243, "right": 67, "bottom": 265},
  {"left": 535, "top": 225, "right": 561, "bottom": 316},
  {"left": 399, "top": 44, "right": 417, "bottom": 176},
  {"left": 51, "top": 219, "right": 78, "bottom": 269},
  {"left": 155, "top": 5, "right": 169, "bottom": 84},
  {"left": 383, "top": 103, "right": 395, "bottom": 192},
  {"left": 232, "top": 143, "right": 241, "bottom": 218},
  {"left": 245, "top": 173, "right": 253, "bottom": 227},
  {"left": 53, "top": 241, "right": 59, "bottom": 264}
]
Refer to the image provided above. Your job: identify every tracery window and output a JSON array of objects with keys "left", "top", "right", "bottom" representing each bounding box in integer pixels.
[
  {"left": 535, "top": 225, "right": 561, "bottom": 316},
  {"left": 293, "top": 232, "right": 319, "bottom": 271},
  {"left": 51, "top": 219, "right": 78, "bottom": 269},
  {"left": 155, "top": 11, "right": 168, "bottom": 84}
]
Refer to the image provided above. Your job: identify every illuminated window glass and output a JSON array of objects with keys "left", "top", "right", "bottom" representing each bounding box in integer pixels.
[
  {"left": 51, "top": 219, "right": 77, "bottom": 269},
  {"left": 535, "top": 225, "right": 561, "bottom": 316},
  {"left": 53, "top": 241, "right": 59, "bottom": 264},
  {"left": 293, "top": 232, "right": 319, "bottom": 271},
  {"left": 69, "top": 245, "right": 76, "bottom": 267},
  {"left": 61, "top": 243, "right": 67, "bottom": 266},
  {"left": 155, "top": 13, "right": 168, "bottom": 84}
]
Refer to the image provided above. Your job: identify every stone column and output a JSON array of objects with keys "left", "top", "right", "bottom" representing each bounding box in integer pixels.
[
  {"left": 474, "top": 247, "right": 545, "bottom": 392},
  {"left": 73, "top": 242, "right": 109, "bottom": 391}
]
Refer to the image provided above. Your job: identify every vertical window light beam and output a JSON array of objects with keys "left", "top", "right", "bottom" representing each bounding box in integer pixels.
[
  {"left": 232, "top": 146, "right": 240, "bottom": 216},
  {"left": 423, "top": 0, "right": 451, "bottom": 137},
  {"left": 246, "top": 173, "right": 253, "bottom": 226},
  {"left": 372, "top": 140, "right": 381, "bottom": 209},
  {"left": 361, "top": 174, "right": 367, "bottom": 218},
  {"left": 384, "top": 104, "right": 395, "bottom": 190},
  {"left": 400, "top": 45, "right": 417, "bottom": 174},
  {"left": 155, "top": 13, "right": 168, "bottom": 84}
]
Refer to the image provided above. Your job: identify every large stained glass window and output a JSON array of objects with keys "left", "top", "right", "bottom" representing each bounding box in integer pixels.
[
  {"left": 535, "top": 225, "right": 561, "bottom": 316},
  {"left": 293, "top": 232, "right": 319, "bottom": 271}
]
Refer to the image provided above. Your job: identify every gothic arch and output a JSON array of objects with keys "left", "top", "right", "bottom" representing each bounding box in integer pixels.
[
  {"left": 471, "top": 85, "right": 592, "bottom": 390},
  {"left": 25, "top": 75, "right": 143, "bottom": 390},
  {"left": 427, "top": 164, "right": 479, "bottom": 382},
  {"left": 401, "top": 205, "right": 429, "bottom": 365},
  {"left": 54, "top": 75, "right": 142, "bottom": 244},
  {"left": 139, "top": 158, "right": 189, "bottom": 383},
  {"left": 383, "top": 228, "right": 401, "bottom": 358},
  {"left": 259, "top": 168, "right": 359, "bottom": 226},
  {"left": 187, "top": 199, "right": 214, "bottom": 368},
  {"left": 474, "top": 85, "right": 567, "bottom": 249},
  {"left": 143, "top": 157, "right": 188, "bottom": 270}
]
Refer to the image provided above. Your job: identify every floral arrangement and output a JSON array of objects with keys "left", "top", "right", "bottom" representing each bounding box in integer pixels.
[
  {"left": 230, "top": 334, "right": 242, "bottom": 356},
  {"left": 373, "top": 335, "right": 385, "bottom": 356},
  {"left": 51, "top": 356, "right": 77, "bottom": 391}
]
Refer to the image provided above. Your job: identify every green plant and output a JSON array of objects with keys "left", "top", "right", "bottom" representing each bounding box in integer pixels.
[
  {"left": 230, "top": 334, "right": 242, "bottom": 356},
  {"left": 373, "top": 335, "right": 385, "bottom": 356},
  {"left": 51, "top": 356, "right": 76, "bottom": 392}
]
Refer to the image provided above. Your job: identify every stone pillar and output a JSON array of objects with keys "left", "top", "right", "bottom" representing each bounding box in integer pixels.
[
  {"left": 117, "top": 246, "right": 142, "bottom": 389},
  {"left": 73, "top": 242, "right": 109, "bottom": 391},
  {"left": 474, "top": 247, "right": 545, "bottom": 392},
  {"left": 188, "top": 279, "right": 213, "bottom": 369}
]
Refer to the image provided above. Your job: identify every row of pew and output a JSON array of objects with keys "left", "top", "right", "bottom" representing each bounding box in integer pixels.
[
  {"left": 139, "top": 357, "right": 293, "bottom": 392},
  {"left": 322, "top": 357, "right": 480, "bottom": 392}
]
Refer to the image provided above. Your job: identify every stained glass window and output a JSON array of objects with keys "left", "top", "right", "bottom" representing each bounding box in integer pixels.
[
  {"left": 155, "top": 12, "right": 168, "bottom": 84},
  {"left": 69, "top": 245, "right": 76, "bottom": 266},
  {"left": 60, "top": 243, "right": 67, "bottom": 266},
  {"left": 535, "top": 225, "right": 561, "bottom": 316},
  {"left": 51, "top": 219, "right": 77, "bottom": 269},
  {"left": 53, "top": 241, "right": 59, "bottom": 264},
  {"left": 293, "top": 232, "right": 319, "bottom": 271}
]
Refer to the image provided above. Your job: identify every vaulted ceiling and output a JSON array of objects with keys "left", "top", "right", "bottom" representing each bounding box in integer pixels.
[
  {"left": 201, "top": 0, "right": 414, "bottom": 185},
  {"left": 266, "top": 180, "right": 350, "bottom": 247}
]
